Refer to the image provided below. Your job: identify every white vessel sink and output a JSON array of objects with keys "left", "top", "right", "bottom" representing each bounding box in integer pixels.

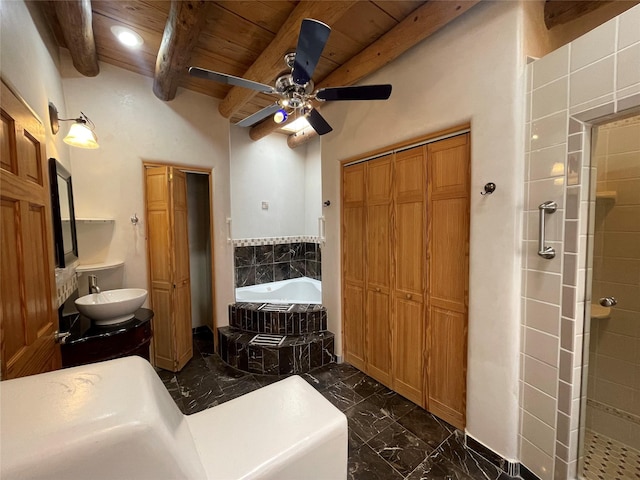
[{"left": 75, "top": 288, "right": 147, "bottom": 325}]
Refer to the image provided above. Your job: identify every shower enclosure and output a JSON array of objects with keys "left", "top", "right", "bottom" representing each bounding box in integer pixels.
[{"left": 579, "top": 114, "right": 640, "bottom": 480}]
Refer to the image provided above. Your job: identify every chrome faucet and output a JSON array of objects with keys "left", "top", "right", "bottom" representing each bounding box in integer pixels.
[{"left": 88, "top": 275, "right": 101, "bottom": 294}]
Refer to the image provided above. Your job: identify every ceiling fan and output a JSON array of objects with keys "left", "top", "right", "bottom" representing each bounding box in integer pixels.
[{"left": 189, "top": 18, "right": 392, "bottom": 136}]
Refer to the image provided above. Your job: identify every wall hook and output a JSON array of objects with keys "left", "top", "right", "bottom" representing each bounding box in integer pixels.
[
  {"left": 323, "top": 200, "right": 331, "bottom": 207},
  {"left": 481, "top": 182, "right": 496, "bottom": 195},
  {"left": 130, "top": 213, "right": 139, "bottom": 225}
]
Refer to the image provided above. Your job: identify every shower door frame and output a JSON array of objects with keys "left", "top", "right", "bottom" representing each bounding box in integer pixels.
[{"left": 575, "top": 109, "right": 640, "bottom": 478}]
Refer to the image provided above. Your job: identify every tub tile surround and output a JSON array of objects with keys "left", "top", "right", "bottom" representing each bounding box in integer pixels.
[
  {"left": 220, "top": 302, "right": 334, "bottom": 375},
  {"left": 234, "top": 240, "right": 321, "bottom": 287},
  {"left": 522, "top": 5, "right": 640, "bottom": 479}
]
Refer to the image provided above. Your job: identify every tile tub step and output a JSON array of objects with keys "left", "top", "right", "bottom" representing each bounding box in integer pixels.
[
  {"left": 229, "top": 302, "right": 327, "bottom": 335},
  {"left": 218, "top": 326, "right": 335, "bottom": 376}
]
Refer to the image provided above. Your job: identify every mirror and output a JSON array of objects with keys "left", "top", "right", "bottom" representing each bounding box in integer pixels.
[{"left": 49, "top": 158, "right": 78, "bottom": 267}]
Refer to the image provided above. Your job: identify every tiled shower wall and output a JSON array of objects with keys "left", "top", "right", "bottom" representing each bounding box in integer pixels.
[
  {"left": 522, "top": 5, "right": 640, "bottom": 480},
  {"left": 587, "top": 116, "right": 640, "bottom": 448},
  {"left": 233, "top": 238, "right": 322, "bottom": 288}
]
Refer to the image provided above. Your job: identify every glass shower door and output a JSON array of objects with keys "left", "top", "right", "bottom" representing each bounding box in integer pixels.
[{"left": 580, "top": 114, "right": 640, "bottom": 480}]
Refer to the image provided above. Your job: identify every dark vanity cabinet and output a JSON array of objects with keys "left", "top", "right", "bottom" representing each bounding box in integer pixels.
[{"left": 60, "top": 309, "right": 154, "bottom": 368}]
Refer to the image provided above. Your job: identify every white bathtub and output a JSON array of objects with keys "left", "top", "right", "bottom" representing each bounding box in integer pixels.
[{"left": 236, "top": 277, "right": 321, "bottom": 304}]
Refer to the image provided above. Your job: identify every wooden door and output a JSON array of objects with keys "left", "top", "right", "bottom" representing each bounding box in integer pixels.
[
  {"left": 426, "top": 134, "right": 470, "bottom": 429},
  {"left": 145, "top": 166, "right": 193, "bottom": 372},
  {"left": 171, "top": 170, "right": 193, "bottom": 370},
  {"left": 342, "top": 163, "right": 366, "bottom": 371},
  {"left": 1, "top": 81, "right": 60, "bottom": 379},
  {"left": 392, "top": 146, "right": 426, "bottom": 406},
  {"left": 365, "top": 155, "right": 393, "bottom": 387}
]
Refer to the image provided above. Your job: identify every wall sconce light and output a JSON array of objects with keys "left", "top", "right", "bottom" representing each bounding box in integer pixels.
[{"left": 49, "top": 102, "right": 99, "bottom": 149}]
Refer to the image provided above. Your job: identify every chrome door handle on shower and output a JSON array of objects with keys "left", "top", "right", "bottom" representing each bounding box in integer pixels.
[{"left": 538, "top": 201, "right": 557, "bottom": 259}]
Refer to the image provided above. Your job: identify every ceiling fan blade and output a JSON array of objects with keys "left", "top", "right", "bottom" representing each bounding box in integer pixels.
[
  {"left": 292, "top": 19, "right": 330, "bottom": 86},
  {"left": 316, "top": 84, "right": 392, "bottom": 101},
  {"left": 306, "top": 108, "right": 333, "bottom": 136},
  {"left": 189, "top": 67, "right": 275, "bottom": 94},
  {"left": 235, "top": 103, "right": 282, "bottom": 127}
]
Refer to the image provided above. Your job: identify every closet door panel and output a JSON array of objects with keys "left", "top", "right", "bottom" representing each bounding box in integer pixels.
[
  {"left": 430, "top": 198, "right": 467, "bottom": 309},
  {"left": 366, "top": 203, "right": 391, "bottom": 288},
  {"left": 366, "top": 289, "right": 391, "bottom": 386},
  {"left": 365, "top": 156, "right": 392, "bottom": 385},
  {"left": 428, "top": 307, "right": 466, "bottom": 426},
  {"left": 343, "top": 207, "right": 365, "bottom": 283},
  {"left": 342, "top": 163, "right": 366, "bottom": 368},
  {"left": 427, "top": 133, "right": 469, "bottom": 430},
  {"left": 393, "top": 297, "right": 424, "bottom": 405},
  {"left": 395, "top": 201, "right": 424, "bottom": 299},
  {"left": 343, "top": 283, "right": 366, "bottom": 370}
]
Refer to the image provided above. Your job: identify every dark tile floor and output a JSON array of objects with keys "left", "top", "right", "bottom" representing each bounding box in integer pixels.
[{"left": 155, "top": 330, "right": 519, "bottom": 480}]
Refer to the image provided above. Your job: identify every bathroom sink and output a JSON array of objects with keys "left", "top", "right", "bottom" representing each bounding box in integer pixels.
[{"left": 75, "top": 289, "right": 148, "bottom": 326}]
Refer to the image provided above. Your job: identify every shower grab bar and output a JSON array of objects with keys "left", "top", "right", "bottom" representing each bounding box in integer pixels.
[{"left": 538, "top": 201, "right": 557, "bottom": 259}]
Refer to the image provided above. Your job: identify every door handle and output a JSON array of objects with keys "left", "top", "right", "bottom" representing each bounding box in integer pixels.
[
  {"left": 538, "top": 201, "right": 557, "bottom": 259},
  {"left": 53, "top": 330, "right": 71, "bottom": 345},
  {"left": 599, "top": 297, "right": 617, "bottom": 307}
]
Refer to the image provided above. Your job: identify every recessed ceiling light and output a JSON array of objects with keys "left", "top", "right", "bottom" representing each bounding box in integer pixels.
[
  {"left": 281, "top": 116, "right": 310, "bottom": 133},
  {"left": 110, "top": 26, "right": 143, "bottom": 48}
]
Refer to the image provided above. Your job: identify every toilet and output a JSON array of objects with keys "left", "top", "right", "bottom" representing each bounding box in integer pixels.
[{"left": 0, "top": 357, "right": 348, "bottom": 480}]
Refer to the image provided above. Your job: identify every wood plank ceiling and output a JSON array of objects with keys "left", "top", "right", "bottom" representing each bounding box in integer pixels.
[
  {"left": 41, "top": 0, "right": 486, "bottom": 144},
  {"left": 38, "top": 0, "right": 622, "bottom": 145}
]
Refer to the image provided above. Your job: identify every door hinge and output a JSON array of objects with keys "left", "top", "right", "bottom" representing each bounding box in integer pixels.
[{"left": 169, "top": 172, "right": 173, "bottom": 181}]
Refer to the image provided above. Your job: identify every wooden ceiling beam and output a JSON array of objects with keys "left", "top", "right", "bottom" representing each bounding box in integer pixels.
[
  {"left": 153, "top": 0, "right": 213, "bottom": 102},
  {"left": 544, "top": 0, "right": 613, "bottom": 29},
  {"left": 217, "top": 1, "right": 358, "bottom": 119},
  {"left": 53, "top": 0, "right": 99, "bottom": 77},
  {"left": 287, "top": 128, "right": 318, "bottom": 148},
  {"left": 251, "top": 0, "right": 482, "bottom": 142}
]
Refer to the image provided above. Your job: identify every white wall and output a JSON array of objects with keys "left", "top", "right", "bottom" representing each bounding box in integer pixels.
[
  {"left": 304, "top": 137, "right": 323, "bottom": 237},
  {"left": 0, "top": 0, "right": 71, "bottom": 170},
  {"left": 60, "top": 53, "right": 233, "bottom": 330},
  {"left": 229, "top": 126, "right": 307, "bottom": 238},
  {"left": 320, "top": 1, "right": 525, "bottom": 460}
]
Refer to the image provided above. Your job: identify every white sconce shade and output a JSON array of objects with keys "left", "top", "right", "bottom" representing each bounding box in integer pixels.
[{"left": 64, "top": 122, "right": 99, "bottom": 149}]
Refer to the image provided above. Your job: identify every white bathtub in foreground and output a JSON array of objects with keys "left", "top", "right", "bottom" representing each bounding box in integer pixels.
[{"left": 0, "top": 356, "right": 347, "bottom": 480}]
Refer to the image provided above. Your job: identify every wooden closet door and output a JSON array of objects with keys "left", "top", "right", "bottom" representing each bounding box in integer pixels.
[
  {"left": 170, "top": 170, "right": 193, "bottom": 371},
  {"left": 342, "top": 163, "right": 366, "bottom": 370},
  {"left": 1, "top": 82, "right": 60, "bottom": 379},
  {"left": 145, "top": 166, "right": 193, "bottom": 372},
  {"left": 365, "top": 155, "right": 393, "bottom": 386},
  {"left": 393, "top": 146, "right": 426, "bottom": 405},
  {"left": 426, "top": 134, "right": 470, "bottom": 429}
]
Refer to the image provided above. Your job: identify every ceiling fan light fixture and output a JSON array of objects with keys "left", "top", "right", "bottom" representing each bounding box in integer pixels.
[
  {"left": 280, "top": 116, "right": 310, "bottom": 133},
  {"left": 64, "top": 120, "right": 99, "bottom": 149},
  {"left": 273, "top": 109, "right": 288, "bottom": 124},
  {"left": 111, "top": 25, "right": 143, "bottom": 48}
]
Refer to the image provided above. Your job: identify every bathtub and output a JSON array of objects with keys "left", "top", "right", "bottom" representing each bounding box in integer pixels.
[{"left": 236, "top": 277, "right": 321, "bottom": 304}]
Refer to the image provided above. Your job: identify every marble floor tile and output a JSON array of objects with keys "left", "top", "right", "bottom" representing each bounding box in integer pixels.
[
  {"left": 181, "top": 373, "right": 226, "bottom": 415},
  {"left": 321, "top": 381, "right": 365, "bottom": 411},
  {"left": 342, "top": 372, "right": 388, "bottom": 399},
  {"left": 437, "top": 430, "right": 502, "bottom": 480},
  {"left": 301, "top": 364, "right": 343, "bottom": 390},
  {"left": 397, "top": 407, "right": 454, "bottom": 450},
  {"left": 368, "top": 422, "right": 431, "bottom": 476},
  {"left": 406, "top": 452, "right": 476, "bottom": 480},
  {"left": 349, "top": 443, "right": 404, "bottom": 480},
  {"left": 368, "top": 390, "right": 418, "bottom": 421},
  {"left": 345, "top": 398, "right": 395, "bottom": 442}
]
